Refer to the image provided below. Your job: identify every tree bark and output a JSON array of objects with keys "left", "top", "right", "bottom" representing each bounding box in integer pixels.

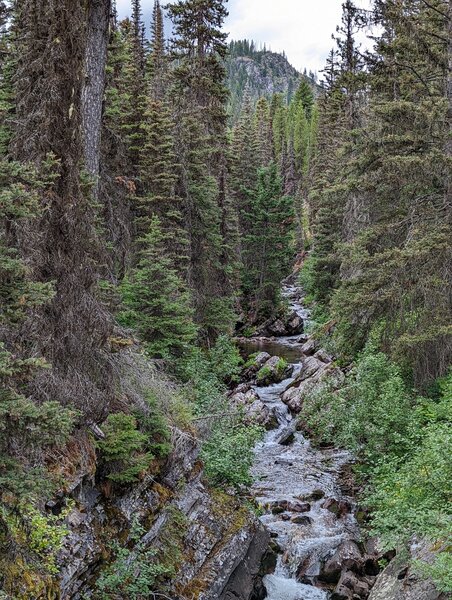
[
  {"left": 82, "top": 0, "right": 111, "bottom": 193},
  {"left": 447, "top": 0, "right": 452, "bottom": 211}
]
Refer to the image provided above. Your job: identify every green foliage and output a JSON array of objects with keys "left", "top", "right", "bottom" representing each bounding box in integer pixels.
[
  {"left": 118, "top": 216, "right": 197, "bottom": 360},
  {"left": 300, "top": 349, "right": 452, "bottom": 591},
  {"left": 94, "top": 518, "right": 171, "bottom": 600},
  {"left": 256, "top": 358, "right": 288, "bottom": 385},
  {"left": 136, "top": 391, "right": 172, "bottom": 459},
  {"left": 207, "top": 335, "right": 243, "bottom": 384},
  {"left": 300, "top": 343, "right": 416, "bottom": 462},
  {"left": 201, "top": 423, "right": 263, "bottom": 489},
  {"left": 0, "top": 501, "right": 71, "bottom": 577},
  {"left": 242, "top": 163, "right": 294, "bottom": 319},
  {"left": 97, "top": 413, "right": 153, "bottom": 484}
]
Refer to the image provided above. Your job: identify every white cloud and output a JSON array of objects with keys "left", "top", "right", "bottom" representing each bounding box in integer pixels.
[{"left": 117, "top": 0, "right": 373, "bottom": 75}]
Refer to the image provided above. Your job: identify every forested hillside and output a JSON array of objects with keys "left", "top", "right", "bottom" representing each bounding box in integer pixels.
[{"left": 0, "top": 0, "right": 451, "bottom": 599}]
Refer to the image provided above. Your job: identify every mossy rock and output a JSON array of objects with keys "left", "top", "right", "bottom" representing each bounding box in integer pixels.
[{"left": 256, "top": 357, "right": 289, "bottom": 386}]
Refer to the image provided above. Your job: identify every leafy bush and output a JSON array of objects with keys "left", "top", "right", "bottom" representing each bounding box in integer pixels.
[
  {"left": 94, "top": 518, "right": 171, "bottom": 600},
  {"left": 367, "top": 373, "right": 452, "bottom": 592},
  {"left": 300, "top": 349, "right": 452, "bottom": 592},
  {"left": 300, "top": 344, "right": 415, "bottom": 463},
  {"left": 176, "top": 338, "right": 262, "bottom": 490},
  {"left": 201, "top": 423, "right": 263, "bottom": 488},
  {"left": 0, "top": 502, "right": 70, "bottom": 576},
  {"left": 207, "top": 335, "right": 243, "bottom": 384}
]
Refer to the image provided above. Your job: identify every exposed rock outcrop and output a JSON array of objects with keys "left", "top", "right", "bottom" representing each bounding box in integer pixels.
[
  {"left": 368, "top": 547, "right": 449, "bottom": 600},
  {"left": 53, "top": 429, "right": 270, "bottom": 600},
  {"left": 229, "top": 384, "right": 277, "bottom": 429}
]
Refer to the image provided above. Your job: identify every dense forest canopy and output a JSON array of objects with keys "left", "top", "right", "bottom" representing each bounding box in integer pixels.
[{"left": 0, "top": 0, "right": 450, "bottom": 598}]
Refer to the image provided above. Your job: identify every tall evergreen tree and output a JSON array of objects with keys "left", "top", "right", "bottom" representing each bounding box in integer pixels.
[
  {"left": 242, "top": 163, "right": 294, "bottom": 319},
  {"left": 147, "top": 0, "right": 167, "bottom": 100},
  {"left": 167, "top": 0, "right": 236, "bottom": 342},
  {"left": 332, "top": 0, "right": 452, "bottom": 383},
  {"left": 118, "top": 216, "right": 197, "bottom": 359}
]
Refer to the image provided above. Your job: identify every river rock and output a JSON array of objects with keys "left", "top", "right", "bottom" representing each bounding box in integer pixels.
[
  {"left": 319, "top": 541, "right": 364, "bottom": 584},
  {"left": 314, "top": 348, "right": 333, "bottom": 363},
  {"left": 298, "top": 356, "right": 326, "bottom": 381},
  {"left": 292, "top": 515, "right": 313, "bottom": 525},
  {"left": 322, "top": 497, "right": 353, "bottom": 517},
  {"left": 229, "top": 387, "right": 277, "bottom": 429},
  {"left": 285, "top": 311, "right": 304, "bottom": 335},
  {"left": 275, "top": 424, "right": 296, "bottom": 445},
  {"left": 267, "top": 318, "right": 287, "bottom": 336},
  {"left": 256, "top": 355, "right": 291, "bottom": 386},
  {"left": 282, "top": 363, "right": 344, "bottom": 413},
  {"left": 368, "top": 544, "right": 449, "bottom": 600},
  {"left": 332, "top": 570, "right": 371, "bottom": 599},
  {"left": 301, "top": 338, "right": 319, "bottom": 356}
]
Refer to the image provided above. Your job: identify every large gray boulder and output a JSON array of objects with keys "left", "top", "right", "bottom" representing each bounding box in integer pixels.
[
  {"left": 229, "top": 386, "right": 278, "bottom": 429},
  {"left": 368, "top": 556, "right": 448, "bottom": 600}
]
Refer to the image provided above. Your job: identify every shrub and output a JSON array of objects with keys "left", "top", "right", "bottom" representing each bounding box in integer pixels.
[
  {"left": 136, "top": 391, "right": 172, "bottom": 459},
  {"left": 94, "top": 518, "right": 171, "bottom": 600},
  {"left": 300, "top": 345, "right": 415, "bottom": 463},
  {"left": 97, "top": 413, "right": 153, "bottom": 484},
  {"left": 207, "top": 335, "right": 243, "bottom": 384},
  {"left": 201, "top": 423, "right": 263, "bottom": 489}
]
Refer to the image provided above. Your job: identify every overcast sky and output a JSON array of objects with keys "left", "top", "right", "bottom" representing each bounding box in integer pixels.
[{"left": 116, "top": 0, "right": 373, "bottom": 75}]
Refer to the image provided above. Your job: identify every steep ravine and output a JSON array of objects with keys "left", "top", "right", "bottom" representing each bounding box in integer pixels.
[{"left": 31, "top": 280, "right": 446, "bottom": 600}]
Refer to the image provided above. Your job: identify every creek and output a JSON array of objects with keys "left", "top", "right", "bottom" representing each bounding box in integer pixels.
[{"left": 244, "top": 283, "right": 360, "bottom": 600}]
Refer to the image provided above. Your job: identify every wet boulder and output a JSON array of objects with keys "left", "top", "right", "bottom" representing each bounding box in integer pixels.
[
  {"left": 285, "top": 311, "right": 304, "bottom": 335},
  {"left": 267, "top": 319, "right": 287, "bottom": 337},
  {"left": 275, "top": 424, "right": 296, "bottom": 446},
  {"left": 291, "top": 515, "right": 313, "bottom": 525},
  {"left": 256, "top": 356, "right": 291, "bottom": 386},
  {"left": 319, "top": 541, "right": 363, "bottom": 584},
  {"left": 301, "top": 338, "right": 319, "bottom": 356},
  {"left": 229, "top": 387, "right": 277, "bottom": 429},
  {"left": 332, "top": 570, "right": 371, "bottom": 599},
  {"left": 322, "top": 497, "right": 353, "bottom": 518}
]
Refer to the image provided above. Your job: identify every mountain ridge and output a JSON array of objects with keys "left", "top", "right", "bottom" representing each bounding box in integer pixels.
[{"left": 226, "top": 39, "right": 318, "bottom": 122}]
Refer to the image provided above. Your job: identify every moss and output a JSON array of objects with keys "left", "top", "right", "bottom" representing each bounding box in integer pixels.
[
  {"left": 156, "top": 506, "right": 188, "bottom": 576},
  {"left": 0, "top": 557, "right": 58, "bottom": 600},
  {"left": 256, "top": 358, "right": 288, "bottom": 384},
  {"left": 153, "top": 482, "right": 174, "bottom": 506}
]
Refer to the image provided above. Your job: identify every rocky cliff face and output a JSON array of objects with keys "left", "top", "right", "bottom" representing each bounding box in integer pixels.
[
  {"left": 52, "top": 428, "right": 270, "bottom": 600},
  {"left": 226, "top": 42, "right": 318, "bottom": 122}
]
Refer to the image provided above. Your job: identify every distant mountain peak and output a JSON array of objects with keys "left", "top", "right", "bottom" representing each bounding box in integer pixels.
[{"left": 226, "top": 39, "right": 318, "bottom": 122}]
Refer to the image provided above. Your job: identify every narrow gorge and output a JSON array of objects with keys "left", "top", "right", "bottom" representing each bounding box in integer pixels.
[{"left": 1, "top": 0, "right": 450, "bottom": 598}]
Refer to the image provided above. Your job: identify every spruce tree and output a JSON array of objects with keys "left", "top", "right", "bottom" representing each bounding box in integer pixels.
[
  {"left": 331, "top": 0, "right": 452, "bottom": 383},
  {"left": 167, "top": 0, "right": 236, "bottom": 342},
  {"left": 254, "top": 97, "right": 274, "bottom": 166},
  {"left": 118, "top": 216, "right": 197, "bottom": 359},
  {"left": 243, "top": 163, "right": 294, "bottom": 319},
  {"left": 147, "top": 0, "right": 167, "bottom": 100}
]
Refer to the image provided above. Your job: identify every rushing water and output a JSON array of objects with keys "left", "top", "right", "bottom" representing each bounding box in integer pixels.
[{"left": 247, "top": 284, "right": 359, "bottom": 600}]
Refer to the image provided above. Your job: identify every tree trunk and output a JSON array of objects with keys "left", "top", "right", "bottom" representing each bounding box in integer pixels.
[
  {"left": 447, "top": 0, "right": 452, "bottom": 211},
  {"left": 82, "top": 0, "right": 111, "bottom": 193}
]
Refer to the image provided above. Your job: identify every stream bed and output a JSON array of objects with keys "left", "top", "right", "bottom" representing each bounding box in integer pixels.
[{"left": 245, "top": 284, "right": 360, "bottom": 600}]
